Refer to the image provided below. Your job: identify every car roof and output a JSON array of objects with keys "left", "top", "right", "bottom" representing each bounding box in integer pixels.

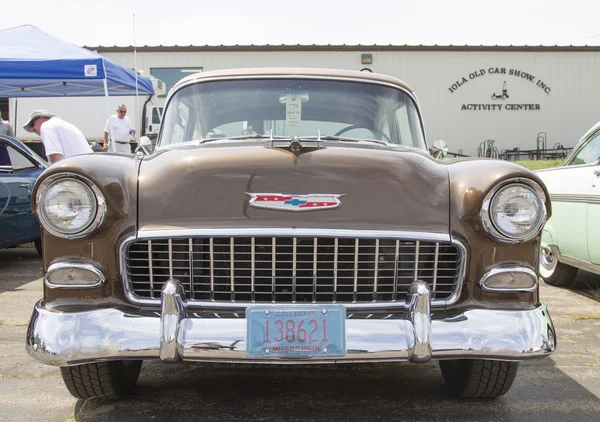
[
  {"left": 173, "top": 67, "right": 414, "bottom": 93},
  {"left": 0, "top": 134, "right": 48, "bottom": 168}
]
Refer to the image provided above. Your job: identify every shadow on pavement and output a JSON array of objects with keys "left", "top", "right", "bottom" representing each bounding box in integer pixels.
[
  {"left": 73, "top": 362, "right": 600, "bottom": 422},
  {"left": 0, "top": 247, "right": 43, "bottom": 293},
  {"left": 568, "top": 269, "right": 600, "bottom": 302}
]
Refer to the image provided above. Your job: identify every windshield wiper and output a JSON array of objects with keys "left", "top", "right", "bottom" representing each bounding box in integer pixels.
[
  {"left": 199, "top": 134, "right": 291, "bottom": 144},
  {"left": 302, "top": 135, "right": 387, "bottom": 145}
]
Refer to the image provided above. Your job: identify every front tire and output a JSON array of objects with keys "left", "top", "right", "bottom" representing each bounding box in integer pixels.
[
  {"left": 440, "top": 359, "right": 519, "bottom": 398},
  {"left": 539, "top": 245, "right": 578, "bottom": 287},
  {"left": 60, "top": 360, "right": 143, "bottom": 400}
]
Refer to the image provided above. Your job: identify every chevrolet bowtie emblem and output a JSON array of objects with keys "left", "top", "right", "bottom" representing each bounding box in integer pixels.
[{"left": 246, "top": 193, "right": 343, "bottom": 211}]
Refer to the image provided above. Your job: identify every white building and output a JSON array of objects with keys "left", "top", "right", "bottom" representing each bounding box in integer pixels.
[{"left": 95, "top": 45, "right": 600, "bottom": 157}]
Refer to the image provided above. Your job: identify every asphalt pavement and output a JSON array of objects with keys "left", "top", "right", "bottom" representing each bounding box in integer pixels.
[{"left": 1, "top": 247, "right": 599, "bottom": 422}]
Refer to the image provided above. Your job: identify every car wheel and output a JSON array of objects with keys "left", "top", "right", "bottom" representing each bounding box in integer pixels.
[
  {"left": 33, "top": 238, "right": 43, "bottom": 257},
  {"left": 60, "top": 360, "right": 143, "bottom": 400},
  {"left": 539, "top": 246, "right": 578, "bottom": 287},
  {"left": 440, "top": 359, "right": 519, "bottom": 398}
]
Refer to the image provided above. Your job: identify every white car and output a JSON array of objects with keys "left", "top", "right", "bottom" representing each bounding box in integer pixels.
[{"left": 537, "top": 120, "right": 600, "bottom": 286}]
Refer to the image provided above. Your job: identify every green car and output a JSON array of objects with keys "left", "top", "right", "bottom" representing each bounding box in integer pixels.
[{"left": 537, "top": 120, "right": 600, "bottom": 286}]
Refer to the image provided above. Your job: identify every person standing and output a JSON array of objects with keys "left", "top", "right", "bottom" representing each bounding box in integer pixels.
[
  {"left": 103, "top": 105, "right": 135, "bottom": 154},
  {"left": 23, "top": 109, "right": 92, "bottom": 164},
  {"left": 0, "top": 112, "right": 14, "bottom": 137}
]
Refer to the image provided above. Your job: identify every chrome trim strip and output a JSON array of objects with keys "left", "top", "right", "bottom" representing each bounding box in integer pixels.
[
  {"left": 560, "top": 254, "right": 600, "bottom": 276},
  {"left": 251, "top": 237, "right": 256, "bottom": 302},
  {"left": 35, "top": 173, "right": 107, "bottom": 240},
  {"left": 189, "top": 238, "right": 194, "bottom": 298},
  {"left": 413, "top": 240, "right": 420, "bottom": 281},
  {"left": 159, "top": 279, "right": 185, "bottom": 362},
  {"left": 210, "top": 237, "right": 214, "bottom": 301},
  {"left": 333, "top": 238, "right": 338, "bottom": 303},
  {"left": 292, "top": 237, "right": 297, "bottom": 303},
  {"left": 433, "top": 243, "right": 439, "bottom": 293},
  {"left": 119, "top": 229, "right": 467, "bottom": 310},
  {"left": 408, "top": 281, "right": 432, "bottom": 363},
  {"left": 230, "top": 237, "right": 235, "bottom": 299},
  {"left": 313, "top": 237, "right": 318, "bottom": 303},
  {"left": 550, "top": 194, "right": 600, "bottom": 204},
  {"left": 373, "top": 239, "right": 379, "bottom": 296},
  {"left": 136, "top": 228, "right": 451, "bottom": 243},
  {"left": 27, "top": 301, "right": 556, "bottom": 366},
  {"left": 479, "top": 264, "right": 538, "bottom": 293},
  {"left": 168, "top": 239, "right": 173, "bottom": 279},
  {"left": 353, "top": 238, "right": 359, "bottom": 302},
  {"left": 271, "top": 237, "right": 276, "bottom": 303},
  {"left": 148, "top": 240, "right": 154, "bottom": 297},
  {"left": 44, "top": 261, "right": 107, "bottom": 289},
  {"left": 480, "top": 177, "right": 547, "bottom": 244},
  {"left": 393, "top": 240, "right": 399, "bottom": 301}
]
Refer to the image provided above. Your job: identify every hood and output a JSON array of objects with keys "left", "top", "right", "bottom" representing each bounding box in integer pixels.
[{"left": 137, "top": 143, "right": 450, "bottom": 234}]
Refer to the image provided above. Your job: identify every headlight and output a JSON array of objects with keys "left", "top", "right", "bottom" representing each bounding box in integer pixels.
[
  {"left": 36, "top": 174, "right": 106, "bottom": 239},
  {"left": 481, "top": 178, "right": 547, "bottom": 243}
]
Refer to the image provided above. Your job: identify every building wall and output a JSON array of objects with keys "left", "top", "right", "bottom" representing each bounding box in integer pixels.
[{"left": 101, "top": 49, "right": 600, "bottom": 156}]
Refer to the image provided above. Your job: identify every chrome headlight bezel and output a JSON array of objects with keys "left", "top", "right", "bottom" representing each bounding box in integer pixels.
[
  {"left": 480, "top": 178, "right": 547, "bottom": 244},
  {"left": 35, "top": 173, "right": 106, "bottom": 239}
]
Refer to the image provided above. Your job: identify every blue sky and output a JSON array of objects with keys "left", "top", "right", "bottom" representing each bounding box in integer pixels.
[{"left": 2, "top": 0, "right": 599, "bottom": 47}]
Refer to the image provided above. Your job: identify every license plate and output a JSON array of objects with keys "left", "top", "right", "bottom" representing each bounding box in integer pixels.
[{"left": 246, "top": 305, "right": 346, "bottom": 358}]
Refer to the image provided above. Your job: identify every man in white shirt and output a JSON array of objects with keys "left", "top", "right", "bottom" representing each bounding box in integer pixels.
[
  {"left": 23, "top": 109, "right": 93, "bottom": 164},
  {"left": 0, "top": 112, "right": 15, "bottom": 137},
  {"left": 103, "top": 105, "right": 135, "bottom": 154}
]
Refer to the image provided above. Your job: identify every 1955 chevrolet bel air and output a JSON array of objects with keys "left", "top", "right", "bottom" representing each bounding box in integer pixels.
[{"left": 26, "top": 67, "right": 556, "bottom": 400}]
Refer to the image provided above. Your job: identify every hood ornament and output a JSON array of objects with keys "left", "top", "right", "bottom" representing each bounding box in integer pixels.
[
  {"left": 268, "top": 131, "right": 324, "bottom": 155},
  {"left": 289, "top": 137, "right": 302, "bottom": 153},
  {"left": 247, "top": 193, "right": 344, "bottom": 212}
]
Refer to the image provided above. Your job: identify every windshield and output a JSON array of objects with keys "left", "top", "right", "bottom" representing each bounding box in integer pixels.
[{"left": 159, "top": 78, "right": 426, "bottom": 149}]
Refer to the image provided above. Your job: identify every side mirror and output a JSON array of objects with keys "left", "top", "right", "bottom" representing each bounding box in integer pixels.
[
  {"left": 140, "top": 136, "right": 152, "bottom": 147},
  {"left": 430, "top": 140, "right": 448, "bottom": 159},
  {"left": 135, "top": 136, "right": 154, "bottom": 155}
]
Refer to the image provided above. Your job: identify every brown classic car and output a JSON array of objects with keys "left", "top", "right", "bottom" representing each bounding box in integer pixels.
[{"left": 26, "top": 68, "right": 556, "bottom": 400}]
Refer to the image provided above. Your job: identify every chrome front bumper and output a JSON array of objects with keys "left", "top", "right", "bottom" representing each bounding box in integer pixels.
[{"left": 26, "top": 280, "right": 556, "bottom": 367}]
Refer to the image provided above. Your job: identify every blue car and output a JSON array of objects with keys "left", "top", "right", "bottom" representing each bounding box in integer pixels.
[{"left": 0, "top": 134, "right": 48, "bottom": 255}]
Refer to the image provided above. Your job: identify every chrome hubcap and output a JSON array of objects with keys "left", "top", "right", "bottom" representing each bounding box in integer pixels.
[{"left": 539, "top": 246, "right": 557, "bottom": 278}]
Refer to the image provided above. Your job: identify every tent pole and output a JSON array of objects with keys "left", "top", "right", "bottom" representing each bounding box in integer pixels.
[
  {"left": 133, "top": 14, "right": 139, "bottom": 143},
  {"left": 103, "top": 73, "right": 115, "bottom": 153},
  {"left": 12, "top": 98, "right": 18, "bottom": 139}
]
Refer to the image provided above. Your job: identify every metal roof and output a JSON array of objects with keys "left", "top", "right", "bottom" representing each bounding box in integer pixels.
[{"left": 88, "top": 44, "right": 600, "bottom": 53}]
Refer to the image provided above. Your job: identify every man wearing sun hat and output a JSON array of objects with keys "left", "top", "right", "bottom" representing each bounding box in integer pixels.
[{"left": 23, "top": 109, "right": 92, "bottom": 164}]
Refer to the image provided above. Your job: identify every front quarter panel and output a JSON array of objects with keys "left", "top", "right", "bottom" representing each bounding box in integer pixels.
[
  {"left": 31, "top": 153, "right": 140, "bottom": 307},
  {"left": 447, "top": 158, "right": 551, "bottom": 307}
]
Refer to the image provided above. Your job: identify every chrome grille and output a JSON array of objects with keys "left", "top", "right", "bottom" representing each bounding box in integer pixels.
[{"left": 125, "top": 236, "right": 463, "bottom": 304}]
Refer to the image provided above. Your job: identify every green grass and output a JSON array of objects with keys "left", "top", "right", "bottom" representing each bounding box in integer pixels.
[{"left": 514, "top": 159, "right": 563, "bottom": 171}]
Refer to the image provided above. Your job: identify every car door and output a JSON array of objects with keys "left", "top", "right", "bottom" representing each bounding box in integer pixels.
[{"left": 0, "top": 139, "right": 45, "bottom": 247}]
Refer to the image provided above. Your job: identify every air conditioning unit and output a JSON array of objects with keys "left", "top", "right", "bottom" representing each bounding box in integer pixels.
[{"left": 153, "top": 79, "right": 167, "bottom": 97}]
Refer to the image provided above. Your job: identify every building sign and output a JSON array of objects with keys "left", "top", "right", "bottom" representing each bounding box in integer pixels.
[{"left": 448, "top": 67, "right": 552, "bottom": 111}]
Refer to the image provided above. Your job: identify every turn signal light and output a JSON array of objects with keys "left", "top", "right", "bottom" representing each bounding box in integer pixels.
[
  {"left": 480, "top": 266, "right": 538, "bottom": 292},
  {"left": 45, "top": 262, "right": 106, "bottom": 289}
]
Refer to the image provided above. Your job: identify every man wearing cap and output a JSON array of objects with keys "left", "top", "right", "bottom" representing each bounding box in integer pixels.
[
  {"left": 23, "top": 109, "right": 92, "bottom": 164},
  {"left": 103, "top": 105, "right": 135, "bottom": 154}
]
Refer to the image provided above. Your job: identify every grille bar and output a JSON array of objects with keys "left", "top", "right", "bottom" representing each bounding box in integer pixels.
[{"left": 126, "top": 236, "right": 463, "bottom": 305}]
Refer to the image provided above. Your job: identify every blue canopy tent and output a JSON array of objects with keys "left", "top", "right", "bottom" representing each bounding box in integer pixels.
[
  {"left": 0, "top": 25, "right": 155, "bottom": 155},
  {"left": 0, "top": 25, "right": 154, "bottom": 97}
]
